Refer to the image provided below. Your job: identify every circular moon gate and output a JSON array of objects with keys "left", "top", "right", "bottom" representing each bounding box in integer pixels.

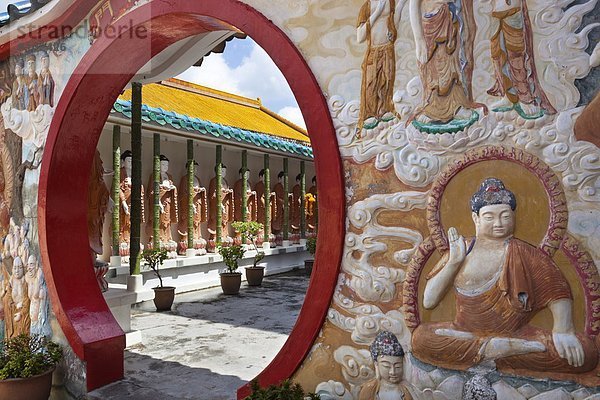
[{"left": 37, "top": 1, "right": 345, "bottom": 395}]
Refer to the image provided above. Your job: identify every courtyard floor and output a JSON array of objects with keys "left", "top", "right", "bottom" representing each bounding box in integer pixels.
[{"left": 88, "top": 270, "right": 310, "bottom": 400}]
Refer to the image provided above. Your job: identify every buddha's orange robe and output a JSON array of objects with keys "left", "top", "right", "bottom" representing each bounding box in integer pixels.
[
  {"left": 358, "top": 379, "right": 413, "bottom": 400},
  {"left": 413, "top": 238, "right": 598, "bottom": 373}
]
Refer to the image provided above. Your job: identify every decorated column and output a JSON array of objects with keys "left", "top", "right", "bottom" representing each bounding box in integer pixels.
[
  {"left": 215, "top": 145, "right": 223, "bottom": 245},
  {"left": 283, "top": 158, "right": 289, "bottom": 242},
  {"left": 152, "top": 133, "right": 160, "bottom": 250},
  {"left": 300, "top": 160, "right": 306, "bottom": 239},
  {"left": 242, "top": 150, "right": 248, "bottom": 222},
  {"left": 130, "top": 82, "right": 142, "bottom": 275},
  {"left": 263, "top": 154, "right": 271, "bottom": 243},
  {"left": 111, "top": 124, "right": 120, "bottom": 257},
  {"left": 187, "top": 139, "right": 194, "bottom": 249}
]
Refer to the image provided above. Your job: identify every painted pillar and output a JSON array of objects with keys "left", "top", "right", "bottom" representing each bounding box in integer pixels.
[
  {"left": 111, "top": 124, "right": 120, "bottom": 256},
  {"left": 264, "top": 154, "right": 271, "bottom": 243},
  {"left": 187, "top": 140, "right": 194, "bottom": 249},
  {"left": 216, "top": 145, "right": 223, "bottom": 245},
  {"left": 152, "top": 133, "right": 160, "bottom": 250},
  {"left": 242, "top": 150, "right": 248, "bottom": 222},
  {"left": 129, "top": 82, "right": 142, "bottom": 275},
  {"left": 283, "top": 158, "right": 289, "bottom": 241},
  {"left": 300, "top": 160, "right": 306, "bottom": 239}
]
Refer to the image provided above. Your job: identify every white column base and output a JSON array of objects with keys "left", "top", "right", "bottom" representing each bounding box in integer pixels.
[
  {"left": 282, "top": 240, "right": 291, "bottom": 247},
  {"left": 109, "top": 256, "right": 122, "bottom": 267},
  {"left": 262, "top": 242, "right": 271, "bottom": 251},
  {"left": 185, "top": 249, "right": 196, "bottom": 257},
  {"left": 299, "top": 239, "right": 307, "bottom": 246},
  {"left": 127, "top": 274, "right": 144, "bottom": 292}
]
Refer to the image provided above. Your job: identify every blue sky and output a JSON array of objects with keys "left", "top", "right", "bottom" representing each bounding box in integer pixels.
[{"left": 177, "top": 37, "right": 306, "bottom": 129}]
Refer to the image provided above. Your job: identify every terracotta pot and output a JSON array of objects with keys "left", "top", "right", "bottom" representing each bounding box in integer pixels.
[
  {"left": 153, "top": 286, "right": 176, "bottom": 311},
  {"left": 245, "top": 266, "right": 265, "bottom": 286},
  {"left": 220, "top": 272, "right": 242, "bottom": 295},
  {"left": 304, "top": 259, "right": 314, "bottom": 276},
  {"left": 0, "top": 367, "right": 54, "bottom": 400}
]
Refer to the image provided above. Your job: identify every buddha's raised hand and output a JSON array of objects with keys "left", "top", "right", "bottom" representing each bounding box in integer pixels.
[{"left": 447, "top": 227, "right": 466, "bottom": 266}]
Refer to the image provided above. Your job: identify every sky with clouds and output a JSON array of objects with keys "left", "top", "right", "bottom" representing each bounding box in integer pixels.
[{"left": 177, "top": 37, "right": 307, "bottom": 130}]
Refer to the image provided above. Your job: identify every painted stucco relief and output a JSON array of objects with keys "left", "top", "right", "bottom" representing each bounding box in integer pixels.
[
  {"left": 282, "top": 0, "right": 600, "bottom": 398},
  {"left": 0, "top": 29, "right": 90, "bottom": 342}
]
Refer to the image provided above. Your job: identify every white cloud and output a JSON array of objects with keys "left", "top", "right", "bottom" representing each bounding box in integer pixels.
[
  {"left": 176, "top": 53, "right": 244, "bottom": 96},
  {"left": 278, "top": 106, "right": 306, "bottom": 130},
  {"left": 176, "top": 41, "right": 306, "bottom": 129}
]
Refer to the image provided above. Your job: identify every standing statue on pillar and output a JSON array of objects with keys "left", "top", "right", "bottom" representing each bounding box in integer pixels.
[
  {"left": 486, "top": 0, "right": 556, "bottom": 118},
  {"left": 272, "top": 171, "right": 285, "bottom": 245},
  {"left": 11, "top": 58, "right": 26, "bottom": 111},
  {"left": 253, "top": 169, "right": 276, "bottom": 247},
  {"left": 356, "top": 0, "right": 403, "bottom": 131},
  {"left": 88, "top": 150, "right": 112, "bottom": 292},
  {"left": 208, "top": 165, "right": 234, "bottom": 252},
  {"left": 290, "top": 174, "right": 302, "bottom": 244},
  {"left": 234, "top": 168, "right": 257, "bottom": 223},
  {"left": 37, "top": 50, "right": 54, "bottom": 107},
  {"left": 147, "top": 155, "right": 178, "bottom": 256},
  {"left": 178, "top": 160, "right": 207, "bottom": 256},
  {"left": 116, "top": 150, "right": 145, "bottom": 258},
  {"left": 306, "top": 176, "right": 318, "bottom": 236},
  {"left": 24, "top": 54, "right": 39, "bottom": 112}
]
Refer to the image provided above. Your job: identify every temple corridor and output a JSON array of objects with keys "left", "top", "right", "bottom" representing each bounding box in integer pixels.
[{"left": 87, "top": 270, "right": 309, "bottom": 400}]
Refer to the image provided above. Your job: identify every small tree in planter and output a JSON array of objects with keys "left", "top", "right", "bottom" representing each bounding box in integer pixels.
[
  {"left": 305, "top": 236, "right": 317, "bottom": 276},
  {"left": 245, "top": 379, "right": 321, "bottom": 399},
  {"left": 218, "top": 243, "right": 245, "bottom": 295},
  {"left": 232, "top": 221, "right": 265, "bottom": 286},
  {"left": 0, "top": 334, "right": 62, "bottom": 400},
  {"left": 142, "top": 248, "right": 174, "bottom": 311}
]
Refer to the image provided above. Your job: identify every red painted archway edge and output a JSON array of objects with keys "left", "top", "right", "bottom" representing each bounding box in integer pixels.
[{"left": 37, "top": 0, "right": 345, "bottom": 395}]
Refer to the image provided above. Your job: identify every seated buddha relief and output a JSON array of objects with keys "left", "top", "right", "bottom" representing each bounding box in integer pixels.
[{"left": 412, "top": 178, "right": 598, "bottom": 375}]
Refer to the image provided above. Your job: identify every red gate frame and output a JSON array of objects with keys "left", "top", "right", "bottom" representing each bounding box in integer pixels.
[{"left": 34, "top": 0, "right": 344, "bottom": 395}]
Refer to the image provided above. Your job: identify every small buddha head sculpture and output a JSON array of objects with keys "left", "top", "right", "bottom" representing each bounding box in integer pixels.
[
  {"left": 186, "top": 160, "right": 199, "bottom": 174},
  {"left": 14, "top": 58, "right": 24, "bottom": 77},
  {"left": 26, "top": 255, "right": 38, "bottom": 279},
  {"left": 214, "top": 164, "right": 227, "bottom": 178},
  {"left": 277, "top": 171, "right": 284, "bottom": 182},
  {"left": 121, "top": 150, "right": 133, "bottom": 172},
  {"left": 26, "top": 54, "right": 36, "bottom": 76},
  {"left": 370, "top": 331, "right": 405, "bottom": 385},
  {"left": 470, "top": 178, "right": 517, "bottom": 240},
  {"left": 159, "top": 155, "right": 169, "bottom": 173},
  {"left": 12, "top": 256, "right": 24, "bottom": 279},
  {"left": 296, "top": 174, "right": 301, "bottom": 184},
  {"left": 238, "top": 167, "right": 250, "bottom": 180},
  {"left": 41, "top": 51, "right": 50, "bottom": 69}
]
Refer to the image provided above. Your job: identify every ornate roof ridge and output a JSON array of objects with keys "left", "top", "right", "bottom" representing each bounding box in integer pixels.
[{"left": 112, "top": 98, "right": 313, "bottom": 159}]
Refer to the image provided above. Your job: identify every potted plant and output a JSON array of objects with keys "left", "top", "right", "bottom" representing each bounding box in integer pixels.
[
  {"left": 233, "top": 221, "right": 265, "bottom": 286},
  {"left": 305, "top": 236, "right": 317, "bottom": 276},
  {"left": 245, "top": 379, "right": 320, "bottom": 399},
  {"left": 142, "top": 248, "right": 174, "bottom": 311},
  {"left": 218, "top": 243, "right": 245, "bottom": 294},
  {"left": 0, "top": 334, "right": 62, "bottom": 400}
]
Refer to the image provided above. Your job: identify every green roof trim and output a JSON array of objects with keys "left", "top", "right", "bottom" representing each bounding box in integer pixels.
[{"left": 112, "top": 99, "right": 313, "bottom": 158}]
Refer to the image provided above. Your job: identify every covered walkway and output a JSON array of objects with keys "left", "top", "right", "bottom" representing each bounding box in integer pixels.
[{"left": 88, "top": 270, "right": 310, "bottom": 400}]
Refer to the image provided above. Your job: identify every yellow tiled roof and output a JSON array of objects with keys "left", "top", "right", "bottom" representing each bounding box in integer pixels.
[{"left": 119, "top": 78, "right": 309, "bottom": 143}]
